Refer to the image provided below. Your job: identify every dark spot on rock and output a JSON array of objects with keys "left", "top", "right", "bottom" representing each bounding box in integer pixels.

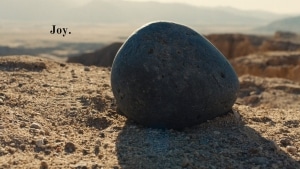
[
  {"left": 148, "top": 48, "right": 154, "bottom": 54},
  {"left": 220, "top": 72, "right": 225, "bottom": 78}
]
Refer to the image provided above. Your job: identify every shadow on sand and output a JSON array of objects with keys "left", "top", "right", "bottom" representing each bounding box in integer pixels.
[{"left": 116, "top": 110, "right": 300, "bottom": 169}]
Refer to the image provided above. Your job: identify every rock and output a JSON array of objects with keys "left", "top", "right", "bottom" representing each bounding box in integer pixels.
[
  {"left": 286, "top": 146, "right": 297, "bottom": 154},
  {"left": 30, "top": 122, "right": 42, "bottom": 129},
  {"left": 111, "top": 21, "right": 239, "bottom": 129},
  {"left": 36, "top": 139, "right": 44, "bottom": 148},
  {"left": 40, "top": 161, "right": 48, "bottom": 169},
  {"left": 20, "top": 122, "right": 26, "bottom": 128},
  {"left": 65, "top": 142, "right": 76, "bottom": 153},
  {"left": 84, "top": 67, "right": 90, "bottom": 71},
  {"left": 280, "top": 138, "right": 291, "bottom": 147}
]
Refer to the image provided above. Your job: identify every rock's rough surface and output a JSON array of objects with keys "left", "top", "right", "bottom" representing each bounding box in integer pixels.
[{"left": 111, "top": 22, "right": 239, "bottom": 129}]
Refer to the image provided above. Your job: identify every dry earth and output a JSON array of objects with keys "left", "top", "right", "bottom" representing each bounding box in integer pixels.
[{"left": 0, "top": 56, "right": 299, "bottom": 169}]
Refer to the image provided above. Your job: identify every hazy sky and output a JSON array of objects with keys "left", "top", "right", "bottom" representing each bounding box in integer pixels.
[
  {"left": 127, "top": 0, "right": 300, "bottom": 14},
  {"left": 67, "top": 0, "right": 300, "bottom": 14}
]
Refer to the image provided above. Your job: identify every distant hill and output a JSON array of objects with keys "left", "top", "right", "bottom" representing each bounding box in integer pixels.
[
  {"left": 67, "top": 42, "right": 123, "bottom": 67},
  {"left": 256, "top": 16, "right": 300, "bottom": 33},
  {"left": 0, "top": 0, "right": 287, "bottom": 26}
]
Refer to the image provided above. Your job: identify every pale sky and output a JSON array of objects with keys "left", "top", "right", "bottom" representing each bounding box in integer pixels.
[{"left": 67, "top": 0, "right": 300, "bottom": 14}]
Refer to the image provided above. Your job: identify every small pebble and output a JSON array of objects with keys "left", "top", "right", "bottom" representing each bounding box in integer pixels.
[
  {"left": 65, "top": 142, "right": 76, "bottom": 153},
  {"left": 71, "top": 162, "right": 88, "bottom": 169},
  {"left": 19, "top": 144, "right": 26, "bottom": 151},
  {"left": 30, "top": 122, "right": 42, "bottom": 129},
  {"left": 7, "top": 147, "right": 16, "bottom": 154},
  {"left": 20, "top": 122, "right": 26, "bottom": 128},
  {"left": 84, "top": 67, "right": 90, "bottom": 71},
  {"left": 40, "top": 161, "right": 48, "bottom": 169},
  {"left": 0, "top": 147, "right": 8, "bottom": 155},
  {"left": 36, "top": 139, "right": 44, "bottom": 148},
  {"left": 280, "top": 138, "right": 291, "bottom": 147},
  {"left": 78, "top": 129, "right": 84, "bottom": 134},
  {"left": 286, "top": 146, "right": 297, "bottom": 154},
  {"left": 0, "top": 98, "right": 3, "bottom": 104}
]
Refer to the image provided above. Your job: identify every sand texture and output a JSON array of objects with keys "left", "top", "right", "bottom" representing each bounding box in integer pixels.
[{"left": 0, "top": 56, "right": 299, "bottom": 169}]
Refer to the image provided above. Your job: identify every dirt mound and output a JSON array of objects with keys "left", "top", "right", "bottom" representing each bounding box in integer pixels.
[
  {"left": 231, "top": 51, "right": 300, "bottom": 82},
  {"left": 0, "top": 55, "right": 66, "bottom": 71},
  {"left": 67, "top": 42, "right": 123, "bottom": 67},
  {"left": 0, "top": 56, "right": 299, "bottom": 168}
]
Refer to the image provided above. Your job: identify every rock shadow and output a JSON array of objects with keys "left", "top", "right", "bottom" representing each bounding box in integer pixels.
[{"left": 116, "top": 110, "right": 300, "bottom": 169}]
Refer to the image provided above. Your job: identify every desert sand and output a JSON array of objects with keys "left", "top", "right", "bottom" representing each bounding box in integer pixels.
[{"left": 0, "top": 55, "right": 299, "bottom": 169}]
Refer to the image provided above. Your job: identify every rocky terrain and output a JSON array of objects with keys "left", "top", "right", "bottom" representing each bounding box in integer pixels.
[
  {"left": 0, "top": 55, "right": 299, "bottom": 168},
  {"left": 231, "top": 51, "right": 300, "bottom": 82},
  {"left": 67, "top": 32, "right": 300, "bottom": 66},
  {"left": 67, "top": 42, "right": 123, "bottom": 67}
]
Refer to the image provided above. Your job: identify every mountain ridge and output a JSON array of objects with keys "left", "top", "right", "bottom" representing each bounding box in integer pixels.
[{"left": 0, "top": 0, "right": 288, "bottom": 26}]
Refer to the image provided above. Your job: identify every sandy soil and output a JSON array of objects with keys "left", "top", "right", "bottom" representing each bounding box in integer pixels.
[{"left": 0, "top": 55, "right": 299, "bottom": 169}]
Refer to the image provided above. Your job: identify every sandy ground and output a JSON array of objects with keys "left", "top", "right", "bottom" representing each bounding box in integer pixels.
[{"left": 0, "top": 55, "right": 299, "bottom": 169}]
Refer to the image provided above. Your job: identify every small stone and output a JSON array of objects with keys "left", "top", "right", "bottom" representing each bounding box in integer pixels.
[
  {"left": 65, "top": 142, "right": 76, "bottom": 153},
  {"left": 20, "top": 122, "right": 26, "bottom": 128},
  {"left": 19, "top": 144, "right": 26, "bottom": 151},
  {"left": 7, "top": 147, "right": 16, "bottom": 154},
  {"left": 82, "top": 148, "right": 90, "bottom": 155},
  {"left": 94, "top": 145, "right": 100, "bottom": 155},
  {"left": 286, "top": 146, "right": 297, "bottom": 154},
  {"left": 30, "top": 122, "right": 42, "bottom": 129},
  {"left": 44, "top": 128, "right": 50, "bottom": 136},
  {"left": 78, "top": 129, "right": 84, "bottom": 134},
  {"left": 0, "top": 98, "right": 3, "bottom": 105},
  {"left": 92, "top": 164, "right": 103, "bottom": 169},
  {"left": 44, "top": 149, "right": 51, "bottom": 155},
  {"left": 36, "top": 139, "right": 44, "bottom": 148},
  {"left": 0, "top": 147, "right": 8, "bottom": 155},
  {"left": 84, "top": 67, "right": 90, "bottom": 71},
  {"left": 280, "top": 138, "right": 291, "bottom": 147},
  {"left": 40, "top": 161, "right": 48, "bottom": 169},
  {"left": 99, "top": 132, "right": 105, "bottom": 138},
  {"left": 71, "top": 162, "right": 88, "bottom": 169}
]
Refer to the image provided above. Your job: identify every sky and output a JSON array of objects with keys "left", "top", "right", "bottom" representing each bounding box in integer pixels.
[
  {"left": 127, "top": 0, "right": 300, "bottom": 14},
  {"left": 66, "top": 0, "right": 300, "bottom": 14}
]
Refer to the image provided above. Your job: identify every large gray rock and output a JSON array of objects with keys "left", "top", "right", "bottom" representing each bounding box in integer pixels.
[{"left": 111, "top": 21, "right": 239, "bottom": 129}]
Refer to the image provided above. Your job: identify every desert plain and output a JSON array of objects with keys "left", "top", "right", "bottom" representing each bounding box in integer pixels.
[{"left": 0, "top": 24, "right": 300, "bottom": 169}]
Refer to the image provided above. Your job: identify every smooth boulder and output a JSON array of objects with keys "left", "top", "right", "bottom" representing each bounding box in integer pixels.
[{"left": 111, "top": 21, "right": 239, "bottom": 129}]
